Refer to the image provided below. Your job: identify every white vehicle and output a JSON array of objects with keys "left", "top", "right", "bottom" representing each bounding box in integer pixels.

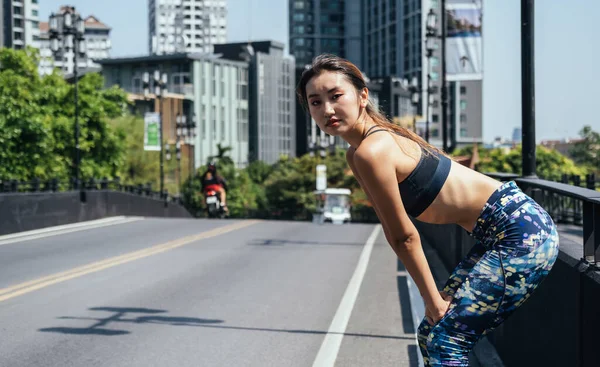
[{"left": 314, "top": 188, "right": 352, "bottom": 224}]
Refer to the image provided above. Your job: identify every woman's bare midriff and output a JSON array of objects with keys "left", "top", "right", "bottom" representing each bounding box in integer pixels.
[
  {"left": 387, "top": 133, "right": 503, "bottom": 232},
  {"left": 415, "top": 163, "right": 503, "bottom": 232}
]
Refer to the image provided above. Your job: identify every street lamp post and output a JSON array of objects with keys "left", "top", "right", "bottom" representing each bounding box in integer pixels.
[
  {"left": 174, "top": 112, "right": 196, "bottom": 191},
  {"left": 409, "top": 78, "right": 419, "bottom": 134},
  {"left": 175, "top": 113, "right": 186, "bottom": 190},
  {"left": 143, "top": 70, "right": 168, "bottom": 197},
  {"left": 424, "top": 20, "right": 439, "bottom": 143},
  {"left": 186, "top": 114, "right": 198, "bottom": 191},
  {"left": 49, "top": 8, "right": 86, "bottom": 190},
  {"left": 407, "top": 73, "right": 437, "bottom": 142},
  {"left": 425, "top": 6, "right": 450, "bottom": 152},
  {"left": 521, "top": 0, "right": 536, "bottom": 178}
]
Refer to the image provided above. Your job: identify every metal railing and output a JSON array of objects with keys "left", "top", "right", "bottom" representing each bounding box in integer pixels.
[
  {"left": 513, "top": 178, "right": 600, "bottom": 267},
  {"left": 486, "top": 172, "right": 600, "bottom": 268},
  {"left": 0, "top": 177, "right": 182, "bottom": 205},
  {"left": 485, "top": 173, "right": 598, "bottom": 226}
]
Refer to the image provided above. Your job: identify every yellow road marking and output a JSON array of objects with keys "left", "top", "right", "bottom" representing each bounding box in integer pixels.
[{"left": 0, "top": 220, "right": 260, "bottom": 303}]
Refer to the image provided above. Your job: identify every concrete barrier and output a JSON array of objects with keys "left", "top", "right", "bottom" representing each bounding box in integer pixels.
[{"left": 0, "top": 191, "right": 192, "bottom": 236}]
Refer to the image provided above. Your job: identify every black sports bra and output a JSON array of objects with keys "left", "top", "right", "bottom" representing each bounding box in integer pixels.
[{"left": 363, "top": 126, "right": 451, "bottom": 217}]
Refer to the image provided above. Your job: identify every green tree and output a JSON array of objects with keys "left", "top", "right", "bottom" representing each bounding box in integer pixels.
[
  {"left": 245, "top": 160, "right": 273, "bottom": 184},
  {"left": 0, "top": 47, "right": 129, "bottom": 184},
  {"left": 0, "top": 47, "right": 55, "bottom": 181},
  {"left": 109, "top": 115, "right": 159, "bottom": 185},
  {"left": 452, "top": 144, "right": 588, "bottom": 180},
  {"left": 263, "top": 155, "right": 317, "bottom": 219},
  {"left": 570, "top": 125, "right": 600, "bottom": 173},
  {"left": 208, "top": 143, "right": 234, "bottom": 166}
]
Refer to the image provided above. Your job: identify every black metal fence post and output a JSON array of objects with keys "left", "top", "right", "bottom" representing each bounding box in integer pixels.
[{"left": 521, "top": 0, "right": 537, "bottom": 178}]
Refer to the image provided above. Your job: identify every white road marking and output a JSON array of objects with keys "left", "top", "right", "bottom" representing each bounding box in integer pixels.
[
  {"left": 312, "top": 224, "right": 381, "bottom": 367},
  {"left": 0, "top": 216, "right": 144, "bottom": 246}
]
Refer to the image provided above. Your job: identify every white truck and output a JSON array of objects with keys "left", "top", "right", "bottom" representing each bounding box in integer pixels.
[{"left": 313, "top": 188, "right": 352, "bottom": 224}]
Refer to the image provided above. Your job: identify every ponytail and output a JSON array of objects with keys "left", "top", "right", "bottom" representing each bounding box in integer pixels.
[{"left": 364, "top": 101, "right": 448, "bottom": 158}]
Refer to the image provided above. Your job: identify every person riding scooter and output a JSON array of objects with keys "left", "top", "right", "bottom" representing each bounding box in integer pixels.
[{"left": 200, "top": 162, "right": 228, "bottom": 212}]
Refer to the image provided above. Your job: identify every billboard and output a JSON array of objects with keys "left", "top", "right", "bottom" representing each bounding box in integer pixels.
[
  {"left": 446, "top": 3, "right": 483, "bottom": 80},
  {"left": 144, "top": 112, "right": 161, "bottom": 151}
]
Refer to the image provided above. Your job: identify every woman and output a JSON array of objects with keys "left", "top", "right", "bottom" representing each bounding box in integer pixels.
[
  {"left": 201, "top": 162, "right": 228, "bottom": 212},
  {"left": 297, "top": 54, "right": 559, "bottom": 366}
]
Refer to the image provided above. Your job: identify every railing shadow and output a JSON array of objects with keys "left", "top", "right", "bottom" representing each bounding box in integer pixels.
[
  {"left": 38, "top": 306, "right": 414, "bottom": 341},
  {"left": 247, "top": 238, "right": 364, "bottom": 247}
]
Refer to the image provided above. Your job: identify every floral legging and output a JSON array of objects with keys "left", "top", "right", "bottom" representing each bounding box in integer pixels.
[{"left": 417, "top": 181, "right": 560, "bottom": 366}]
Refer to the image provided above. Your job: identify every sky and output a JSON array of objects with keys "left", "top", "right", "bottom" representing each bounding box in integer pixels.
[{"left": 39, "top": 0, "right": 599, "bottom": 143}]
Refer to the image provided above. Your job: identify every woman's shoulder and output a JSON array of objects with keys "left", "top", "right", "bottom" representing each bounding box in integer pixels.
[{"left": 354, "top": 132, "right": 396, "bottom": 162}]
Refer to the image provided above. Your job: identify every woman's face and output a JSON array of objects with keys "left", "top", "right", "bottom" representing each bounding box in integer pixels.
[{"left": 305, "top": 71, "right": 368, "bottom": 136}]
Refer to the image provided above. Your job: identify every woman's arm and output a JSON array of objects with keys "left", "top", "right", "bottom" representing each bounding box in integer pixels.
[
  {"left": 346, "top": 147, "right": 394, "bottom": 245},
  {"left": 349, "top": 141, "right": 447, "bottom": 317}
]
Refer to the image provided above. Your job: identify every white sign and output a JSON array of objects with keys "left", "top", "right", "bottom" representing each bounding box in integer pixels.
[
  {"left": 316, "top": 164, "right": 327, "bottom": 191},
  {"left": 144, "top": 112, "right": 161, "bottom": 151}
]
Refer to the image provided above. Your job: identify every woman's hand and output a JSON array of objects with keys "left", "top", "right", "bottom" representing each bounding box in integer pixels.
[{"left": 425, "top": 291, "right": 452, "bottom": 325}]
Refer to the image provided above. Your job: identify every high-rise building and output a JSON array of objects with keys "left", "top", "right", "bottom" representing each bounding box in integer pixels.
[
  {"left": 288, "top": 0, "right": 362, "bottom": 68},
  {"left": 2, "top": 0, "right": 40, "bottom": 49},
  {"left": 424, "top": 0, "right": 483, "bottom": 148},
  {"left": 289, "top": 0, "right": 483, "bottom": 151},
  {"left": 289, "top": 0, "right": 361, "bottom": 156},
  {"left": 148, "top": 0, "right": 227, "bottom": 55},
  {"left": 97, "top": 53, "right": 250, "bottom": 168},
  {"left": 38, "top": 7, "right": 112, "bottom": 76},
  {"left": 363, "top": 0, "right": 402, "bottom": 78},
  {"left": 215, "top": 41, "right": 296, "bottom": 164}
]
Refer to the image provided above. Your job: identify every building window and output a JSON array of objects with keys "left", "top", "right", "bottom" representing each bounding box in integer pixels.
[
  {"left": 460, "top": 128, "right": 468, "bottom": 137},
  {"left": 293, "top": 1, "right": 304, "bottom": 9},
  {"left": 202, "top": 103, "right": 207, "bottom": 138},
  {"left": 430, "top": 72, "right": 439, "bottom": 81},
  {"left": 212, "top": 106, "right": 217, "bottom": 140},
  {"left": 432, "top": 114, "right": 439, "bottom": 123},
  {"left": 460, "top": 86, "right": 467, "bottom": 95},
  {"left": 221, "top": 106, "right": 225, "bottom": 140},
  {"left": 430, "top": 57, "right": 439, "bottom": 67},
  {"left": 460, "top": 100, "right": 467, "bottom": 110},
  {"left": 431, "top": 129, "right": 439, "bottom": 138},
  {"left": 460, "top": 114, "right": 467, "bottom": 124},
  {"left": 293, "top": 13, "right": 304, "bottom": 21},
  {"left": 212, "top": 64, "right": 217, "bottom": 96}
]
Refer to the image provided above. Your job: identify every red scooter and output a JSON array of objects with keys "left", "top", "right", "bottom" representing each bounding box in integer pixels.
[{"left": 203, "top": 184, "right": 226, "bottom": 218}]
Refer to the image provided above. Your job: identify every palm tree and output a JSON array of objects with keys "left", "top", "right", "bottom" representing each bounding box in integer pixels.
[{"left": 208, "top": 143, "right": 234, "bottom": 166}]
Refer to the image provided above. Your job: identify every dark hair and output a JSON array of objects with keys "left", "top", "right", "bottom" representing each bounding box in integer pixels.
[{"left": 296, "top": 54, "right": 445, "bottom": 157}]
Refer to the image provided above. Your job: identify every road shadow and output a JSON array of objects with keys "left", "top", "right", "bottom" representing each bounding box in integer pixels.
[
  {"left": 407, "top": 344, "right": 420, "bottom": 367},
  {"left": 397, "top": 259, "right": 416, "bottom": 334},
  {"left": 38, "top": 306, "right": 224, "bottom": 336},
  {"left": 248, "top": 238, "right": 364, "bottom": 247},
  {"left": 38, "top": 305, "right": 413, "bottom": 341}
]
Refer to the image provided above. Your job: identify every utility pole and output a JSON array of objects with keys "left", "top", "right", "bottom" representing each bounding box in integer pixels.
[{"left": 521, "top": 0, "right": 536, "bottom": 178}]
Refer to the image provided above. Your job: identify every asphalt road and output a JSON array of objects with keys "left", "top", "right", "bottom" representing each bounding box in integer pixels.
[{"left": 0, "top": 217, "right": 419, "bottom": 367}]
